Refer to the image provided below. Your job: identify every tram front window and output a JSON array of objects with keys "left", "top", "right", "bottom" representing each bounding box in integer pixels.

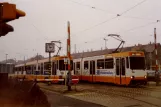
[
  {"left": 130, "top": 57, "right": 145, "bottom": 70},
  {"left": 59, "top": 60, "right": 73, "bottom": 70}
]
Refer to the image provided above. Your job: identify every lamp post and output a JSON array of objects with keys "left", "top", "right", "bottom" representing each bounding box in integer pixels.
[
  {"left": 5, "top": 54, "right": 8, "bottom": 72},
  {"left": 103, "top": 38, "right": 108, "bottom": 49},
  {"left": 154, "top": 28, "right": 159, "bottom": 86}
]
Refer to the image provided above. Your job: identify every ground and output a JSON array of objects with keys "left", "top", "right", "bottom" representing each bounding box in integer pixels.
[
  {"left": 1, "top": 78, "right": 160, "bottom": 107},
  {"left": 43, "top": 89, "right": 104, "bottom": 107},
  {"left": 39, "top": 82, "right": 161, "bottom": 107},
  {"left": 0, "top": 79, "right": 50, "bottom": 107}
]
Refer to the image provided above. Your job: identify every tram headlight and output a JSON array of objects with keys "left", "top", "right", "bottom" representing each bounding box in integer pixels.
[
  {"left": 131, "top": 76, "right": 134, "bottom": 79},
  {"left": 144, "top": 75, "right": 147, "bottom": 78}
]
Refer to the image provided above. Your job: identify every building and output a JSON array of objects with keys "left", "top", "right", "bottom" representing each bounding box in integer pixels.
[{"left": 0, "top": 63, "right": 15, "bottom": 74}]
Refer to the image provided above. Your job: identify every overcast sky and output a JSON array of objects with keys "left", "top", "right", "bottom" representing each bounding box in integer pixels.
[{"left": 0, "top": 0, "right": 161, "bottom": 61}]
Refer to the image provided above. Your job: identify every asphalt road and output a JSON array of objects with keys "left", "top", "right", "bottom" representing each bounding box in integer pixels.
[{"left": 43, "top": 90, "right": 105, "bottom": 107}]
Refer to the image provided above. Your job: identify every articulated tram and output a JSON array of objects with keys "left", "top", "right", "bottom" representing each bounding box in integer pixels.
[
  {"left": 14, "top": 56, "right": 79, "bottom": 84},
  {"left": 73, "top": 51, "right": 147, "bottom": 86}
]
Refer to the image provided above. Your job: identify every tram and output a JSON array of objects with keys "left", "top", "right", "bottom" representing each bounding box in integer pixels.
[
  {"left": 73, "top": 51, "right": 147, "bottom": 86},
  {"left": 14, "top": 56, "right": 79, "bottom": 84}
]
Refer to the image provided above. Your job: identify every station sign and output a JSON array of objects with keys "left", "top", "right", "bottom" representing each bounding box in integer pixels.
[{"left": 45, "top": 43, "right": 55, "bottom": 53}]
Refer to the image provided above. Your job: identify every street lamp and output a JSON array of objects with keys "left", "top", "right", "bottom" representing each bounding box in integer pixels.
[
  {"left": 103, "top": 38, "right": 108, "bottom": 49},
  {"left": 5, "top": 54, "right": 8, "bottom": 72},
  {"left": 14, "top": 58, "right": 16, "bottom": 65},
  {"left": 5, "top": 54, "right": 7, "bottom": 63}
]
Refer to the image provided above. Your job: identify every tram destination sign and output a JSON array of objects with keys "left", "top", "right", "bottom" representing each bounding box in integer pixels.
[{"left": 45, "top": 43, "right": 55, "bottom": 53}]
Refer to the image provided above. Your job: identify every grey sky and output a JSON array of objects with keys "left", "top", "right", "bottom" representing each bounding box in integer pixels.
[{"left": 0, "top": 0, "right": 161, "bottom": 61}]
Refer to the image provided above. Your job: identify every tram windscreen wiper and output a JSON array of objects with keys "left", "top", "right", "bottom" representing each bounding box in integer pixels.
[{"left": 130, "top": 57, "right": 145, "bottom": 70}]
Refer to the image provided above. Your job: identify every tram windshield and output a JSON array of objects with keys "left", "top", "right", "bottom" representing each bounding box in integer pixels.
[
  {"left": 130, "top": 57, "right": 145, "bottom": 70},
  {"left": 59, "top": 60, "right": 73, "bottom": 70}
]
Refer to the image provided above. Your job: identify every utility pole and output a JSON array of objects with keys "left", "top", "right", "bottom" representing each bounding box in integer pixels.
[
  {"left": 36, "top": 53, "right": 38, "bottom": 78},
  {"left": 74, "top": 44, "right": 76, "bottom": 53},
  {"left": 154, "top": 28, "right": 159, "bottom": 86},
  {"left": 5, "top": 54, "right": 8, "bottom": 73},
  {"left": 36, "top": 53, "right": 38, "bottom": 70},
  {"left": 49, "top": 52, "right": 51, "bottom": 77},
  {"left": 14, "top": 58, "right": 16, "bottom": 65},
  {"left": 6, "top": 54, "right": 8, "bottom": 63},
  {"left": 150, "top": 52, "right": 152, "bottom": 70},
  {"left": 67, "top": 21, "right": 72, "bottom": 91},
  {"left": 24, "top": 56, "right": 25, "bottom": 73},
  {"left": 103, "top": 38, "right": 108, "bottom": 49}
]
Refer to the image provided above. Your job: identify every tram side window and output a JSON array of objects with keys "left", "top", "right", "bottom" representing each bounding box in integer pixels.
[
  {"left": 116, "top": 59, "right": 119, "bottom": 75},
  {"left": 21, "top": 67, "right": 23, "bottom": 74},
  {"left": 28, "top": 66, "right": 31, "bottom": 70},
  {"left": 38, "top": 64, "right": 40, "bottom": 70},
  {"left": 122, "top": 58, "right": 125, "bottom": 75},
  {"left": 59, "top": 60, "right": 65, "bottom": 70},
  {"left": 71, "top": 60, "right": 73, "bottom": 70},
  {"left": 34, "top": 65, "right": 36, "bottom": 70},
  {"left": 41, "top": 63, "right": 43, "bottom": 75},
  {"left": 84, "top": 61, "right": 88, "bottom": 69},
  {"left": 76, "top": 62, "right": 80, "bottom": 70},
  {"left": 44, "top": 62, "right": 49, "bottom": 70},
  {"left": 97, "top": 59, "right": 104, "bottom": 69},
  {"left": 22, "top": 66, "right": 24, "bottom": 71},
  {"left": 105, "top": 58, "right": 114, "bottom": 69},
  {"left": 126, "top": 57, "right": 129, "bottom": 68}
]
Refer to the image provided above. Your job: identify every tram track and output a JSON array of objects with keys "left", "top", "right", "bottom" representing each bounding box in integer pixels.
[
  {"left": 88, "top": 84, "right": 161, "bottom": 100},
  {"left": 84, "top": 88, "right": 160, "bottom": 107},
  {"left": 39, "top": 83, "right": 161, "bottom": 107},
  {"left": 74, "top": 83, "right": 161, "bottom": 107}
]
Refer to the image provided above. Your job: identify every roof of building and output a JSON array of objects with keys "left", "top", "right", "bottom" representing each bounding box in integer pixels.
[{"left": 72, "top": 43, "right": 160, "bottom": 59}]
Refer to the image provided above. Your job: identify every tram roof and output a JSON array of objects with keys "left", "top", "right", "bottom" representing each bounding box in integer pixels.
[
  {"left": 15, "top": 55, "right": 70, "bottom": 67},
  {"left": 72, "top": 43, "right": 160, "bottom": 59}
]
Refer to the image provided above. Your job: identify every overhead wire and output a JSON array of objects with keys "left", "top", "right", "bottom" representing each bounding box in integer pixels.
[
  {"left": 24, "top": 17, "right": 49, "bottom": 41},
  {"left": 58, "top": 0, "right": 155, "bottom": 46},
  {"left": 67, "top": 0, "right": 116, "bottom": 15},
  {"left": 67, "top": 0, "right": 158, "bottom": 22},
  {"left": 68, "top": 0, "right": 150, "bottom": 47},
  {"left": 81, "top": 20, "right": 160, "bottom": 46},
  {"left": 118, "top": 21, "right": 159, "bottom": 34},
  {"left": 119, "top": 0, "right": 147, "bottom": 15},
  {"left": 66, "top": 0, "right": 153, "bottom": 39},
  {"left": 72, "top": 16, "right": 118, "bottom": 36}
]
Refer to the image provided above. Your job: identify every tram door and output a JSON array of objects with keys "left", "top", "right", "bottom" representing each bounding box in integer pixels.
[
  {"left": 52, "top": 62, "right": 56, "bottom": 75},
  {"left": 90, "top": 60, "right": 95, "bottom": 82},
  {"left": 115, "top": 58, "right": 126, "bottom": 85}
]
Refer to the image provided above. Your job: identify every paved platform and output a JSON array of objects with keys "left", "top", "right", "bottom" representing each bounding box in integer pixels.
[
  {"left": 43, "top": 89, "right": 104, "bottom": 107},
  {"left": 39, "top": 82, "right": 161, "bottom": 107}
]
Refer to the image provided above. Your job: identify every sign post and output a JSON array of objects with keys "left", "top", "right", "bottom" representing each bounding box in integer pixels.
[
  {"left": 64, "top": 58, "right": 67, "bottom": 86},
  {"left": 154, "top": 28, "right": 160, "bottom": 86},
  {"left": 67, "top": 21, "right": 72, "bottom": 91},
  {"left": 45, "top": 43, "right": 55, "bottom": 78}
]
